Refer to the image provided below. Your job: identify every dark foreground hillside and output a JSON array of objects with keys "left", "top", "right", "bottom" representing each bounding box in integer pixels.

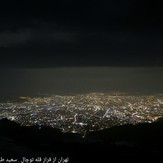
[{"left": 0, "top": 118, "right": 163, "bottom": 162}]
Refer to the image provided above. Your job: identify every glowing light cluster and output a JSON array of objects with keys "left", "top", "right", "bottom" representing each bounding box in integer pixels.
[{"left": 0, "top": 93, "right": 163, "bottom": 134}]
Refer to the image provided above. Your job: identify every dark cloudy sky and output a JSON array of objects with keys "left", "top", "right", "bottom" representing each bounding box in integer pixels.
[{"left": 0, "top": 0, "right": 163, "bottom": 67}]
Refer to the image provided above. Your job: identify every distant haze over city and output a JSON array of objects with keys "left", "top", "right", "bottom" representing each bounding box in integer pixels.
[{"left": 0, "top": 67, "right": 163, "bottom": 101}]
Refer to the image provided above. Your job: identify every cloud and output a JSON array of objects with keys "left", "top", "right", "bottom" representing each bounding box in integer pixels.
[
  {"left": 0, "top": 21, "right": 162, "bottom": 56},
  {"left": 0, "top": 24, "right": 78, "bottom": 48},
  {"left": 0, "top": 30, "right": 31, "bottom": 48}
]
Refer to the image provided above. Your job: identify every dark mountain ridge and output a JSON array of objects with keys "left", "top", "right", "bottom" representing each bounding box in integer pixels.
[{"left": 1, "top": 118, "right": 163, "bottom": 162}]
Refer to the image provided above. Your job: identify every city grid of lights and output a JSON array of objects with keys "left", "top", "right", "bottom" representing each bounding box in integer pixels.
[{"left": 0, "top": 93, "right": 163, "bottom": 134}]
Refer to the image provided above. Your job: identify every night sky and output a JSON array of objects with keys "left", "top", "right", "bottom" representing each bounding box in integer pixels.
[{"left": 0, "top": 0, "right": 163, "bottom": 67}]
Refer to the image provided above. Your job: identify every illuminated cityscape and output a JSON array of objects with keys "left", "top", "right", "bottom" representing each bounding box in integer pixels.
[{"left": 0, "top": 93, "right": 163, "bottom": 134}]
